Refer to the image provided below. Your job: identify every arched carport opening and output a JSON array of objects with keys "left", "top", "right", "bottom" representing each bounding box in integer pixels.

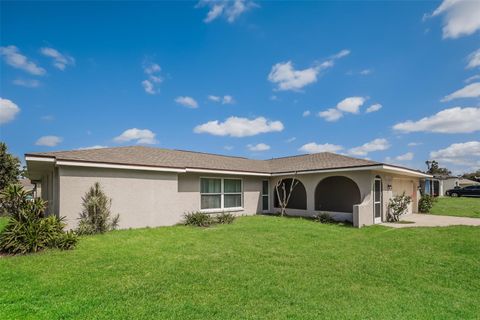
[
  {"left": 274, "top": 178, "right": 307, "bottom": 210},
  {"left": 315, "top": 176, "right": 361, "bottom": 213}
]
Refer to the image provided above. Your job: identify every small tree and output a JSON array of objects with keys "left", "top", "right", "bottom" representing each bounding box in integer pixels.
[
  {"left": 274, "top": 176, "right": 299, "bottom": 217},
  {"left": 76, "top": 182, "right": 119, "bottom": 235},
  {"left": 425, "top": 160, "right": 451, "bottom": 176},
  {"left": 0, "top": 142, "right": 21, "bottom": 191},
  {"left": 387, "top": 193, "right": 412, "bottom": 222}
]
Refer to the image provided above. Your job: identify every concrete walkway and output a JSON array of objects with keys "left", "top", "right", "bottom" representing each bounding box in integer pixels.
[{"left": 382, "top": 213, "right": 480, "bottom": 228}]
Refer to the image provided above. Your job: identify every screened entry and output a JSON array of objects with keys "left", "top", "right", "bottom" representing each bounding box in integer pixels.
[
  {"left": 273, "top": 178, "right": 307, "bottom": 210},
  {"left": 315, "top": 176, "right": 361, "bottom": 213}
]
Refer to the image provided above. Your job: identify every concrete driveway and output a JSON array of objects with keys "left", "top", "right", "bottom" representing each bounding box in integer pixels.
[{"left": 383, "top": 213, "right": 480, "bottom": 228}]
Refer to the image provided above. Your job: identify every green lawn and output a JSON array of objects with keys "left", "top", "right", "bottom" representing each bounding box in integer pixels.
[
  {"left": 1, "top": 216, "right": 479, "bottom": 319},
  {"left": 431, "top": 197, "right": 480, "bottom": 218}
]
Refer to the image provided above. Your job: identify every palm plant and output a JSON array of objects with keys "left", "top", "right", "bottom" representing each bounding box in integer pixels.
[{"left": 76, "top": 182, "right": 119, "bottom": 235}]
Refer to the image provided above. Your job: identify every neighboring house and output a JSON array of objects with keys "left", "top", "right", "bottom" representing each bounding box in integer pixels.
[
  {"left": 422, "top": 176, "right": 480, "bottom": 197},
  {"left": 25, "top": 146, "right": 430, "bottom": 229}
]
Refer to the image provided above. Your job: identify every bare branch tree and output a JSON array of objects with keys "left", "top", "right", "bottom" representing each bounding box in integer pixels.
[{"left": 275, "top": 175, "right": 299, "bottom": 216}]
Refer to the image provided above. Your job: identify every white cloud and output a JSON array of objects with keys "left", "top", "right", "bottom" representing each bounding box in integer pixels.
[
  {"left": 0, "top": 45, "right": 46, "bottom": 75},
  {"left": 285, "top": 137, "right": 296, "bottom": 143},
  {"left": 0, "top": 98, "right": 20, "bottom": 124},
  {"left": 408, "top": 142, "right": 422, "bottom": 147},
  {"left": 360, "top": 69, "right": 373, "bottom": 75},
  {"left": 12, "top": 79, "right": 40, "bottom": 88},
  {"left": 465, "top": 74, "right": 480, "bottom": 83},
  {"left": 318, "top": 96, "right": 367, "bottom": 121},
  {"left": 268, "top": 50, "right": 349, "bottom": 91},
  {"left": 224, "top": 145, "right": 234, "bottom": 151},
  {"left": 430, "top": 141, "right": 480, "bottom": 166},
  {"left": 427, "top": 0, "right": 480, "bottom": 39},
  {"left": 114, "top": 128, "right": 158, "bottom": 144},
  {"left": 268, "top": 61, "right": 319, "bottom": 91},
  {"left": 197, "top": 0, "right": 258, "bottom": 23},
  {"left": 208, "top": 95, "right": 234, "bottom": 104},
  {"left": 142, "top": 80, "right": 155, "bottom": 94},
  {"left": 302, "top": 110, "right": 311, "bottom": 117},
  {"left": 467, "top": 49, "right": 480, "bottom": 69},
  {"left": 40, "top": 47, "right": 75, "bottom": 70},
  {"left": 77, "top": 145, "right": 108, "bottom": 150},
  {"left": 366, "top": 103, "right": 382, "bottom": 113},
  {"left": 175, "top": 96, "right": 199, "bottom": 108},
  {"left": 222, "top": 95, "right": 234, "bottom": 104},
  {"left": 41, "top": 115, "right": 54, "bottom": 121},
  {"left": 441, "top": 82, "right": 480, "bottom": 101},
  {"left": 194, "top": 116, "right": 284, "bottom": 137},
  {"left": 35, "top": 135, "right": 62, "bottom": 147},
  {"left": 141, "top": 62, "right": 163, "bottom": 94},
  {"left": 208, "top": 95, "right": 221, "bottom": 102},
  {"left": 144, "top": 63, "right": 161, "bottom": 74},
  {"left": 318, "top": 108, "right": 343, "bottom": 122},
  {"left": 349, "top": 138, "right": 390, "bottom": 156},
  {"left": 395, "top": 152, "right": 414, "bottom": 161},
  {"left": 247, "top": 143, "right": 270, "bottom": 151},
  {"left": 299, "top": 142, "right": 344, "bottom": 154},
  {"left": 393, "top": 107, "right": 480, "bottom": 133},
  {"left": 336, "top": 97, "right": 365, "bottom": 114}
]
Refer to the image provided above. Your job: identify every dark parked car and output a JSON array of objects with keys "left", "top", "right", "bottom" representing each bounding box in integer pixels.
[{"left": 445, "top": 185, "right": 480, "bottom": 197}]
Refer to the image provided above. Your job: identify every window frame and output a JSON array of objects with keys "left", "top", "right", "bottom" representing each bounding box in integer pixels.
[
  {"left": 262, "top": 180, "right": 269, "bottom": 212},
  {"left": 199, "top": 177, "right": 244, "bottom": 213}
]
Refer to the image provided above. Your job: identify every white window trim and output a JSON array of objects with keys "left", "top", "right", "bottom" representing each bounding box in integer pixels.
[{"left": 199, "top": 177, "right": 244, "bottom": 213}]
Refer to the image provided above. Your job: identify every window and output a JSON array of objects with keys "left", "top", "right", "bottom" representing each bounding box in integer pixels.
[
  {"left": 200, "top": 178, "right": 243, "bottom": 210},
  {"left": 262, "top": 180, "right": 269, "bottom": 211}
]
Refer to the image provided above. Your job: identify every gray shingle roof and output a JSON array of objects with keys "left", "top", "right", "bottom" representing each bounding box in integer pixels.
[{"left": 26, "top": 146, "right": 383, "bottom": 174}]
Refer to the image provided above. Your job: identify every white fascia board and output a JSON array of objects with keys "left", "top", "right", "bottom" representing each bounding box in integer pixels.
[
  {"left": 380, "top": 165, "right": 431, "bottom": 178},
  {"left": 185, "top": 168, "right": 271, "bottom": 177},
  {"left": 55, "top": 160, "right": 186, "bottom": 173},
  {"left": 25, "top": 156, "right": 55, "bottom": 162},
  {"left": 271, "top": 165, "right": 384, "bottom": 177},
  {"left": 271, "top": 164, "right": 431, "bottom": 178}
]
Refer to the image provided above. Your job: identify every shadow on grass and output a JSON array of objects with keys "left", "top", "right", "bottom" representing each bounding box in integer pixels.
[{"left": 257, "top": 212, "right": 354, "bottom": 228}]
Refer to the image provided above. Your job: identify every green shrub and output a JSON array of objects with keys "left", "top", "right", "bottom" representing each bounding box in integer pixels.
[
  {"left": 387, "top": 193, "right": 412, "bottom": 222},
  {"left": 313, "top": 212, "right": 335, "bottom": 224},
  {"left": 76, "top": 182, "right": 119, "bottom": 235},
  {"left": 183, "top": 211, "right": 213, "bottom": 227},
  {"left": 0, "top": 184, "right": 78, "bottom": 255},
  {"left": 418, "top": 194, "right": 436, "bottom": 213},
  {"left": 0, "top": 184, "right": 31, "bottom": 217},
  {"left": 0, "top": 213, "right": 78, "bottom": 255},
  {"left": 215, "top": 212, "right": 235, "bottom": 224}
]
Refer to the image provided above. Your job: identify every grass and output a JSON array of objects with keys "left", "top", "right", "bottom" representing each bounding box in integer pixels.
[
  {"left": 1, "top": 215, "right": 479, "bottom": 319},
  {"left": 430, "top": 197, "right": 480, "bottom": 218},
  {"left": 0, "top": 217, "right": 8, "bottom": 233}
]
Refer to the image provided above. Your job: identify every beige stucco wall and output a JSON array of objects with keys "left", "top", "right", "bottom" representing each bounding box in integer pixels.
[
  {"left": 373, "top": 171, "right": 420, "bottom": 219},
  {"left": 57, "top": 167, "right": 264, "bottom": 230},
  {"left": 58, "top": 166, "right": 181, "bottom": 229}
]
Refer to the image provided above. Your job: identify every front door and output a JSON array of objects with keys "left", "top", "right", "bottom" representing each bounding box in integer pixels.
[{"left": 374, "top": 177, "right": 382, "bottom": 223}]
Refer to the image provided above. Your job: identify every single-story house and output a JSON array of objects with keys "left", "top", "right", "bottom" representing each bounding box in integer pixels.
[
  {"left": 422, "top": 176, "right": 480, "bottom": 197},
  {"left": 25, "top": 146, "right": 430, "bottom": 229}
]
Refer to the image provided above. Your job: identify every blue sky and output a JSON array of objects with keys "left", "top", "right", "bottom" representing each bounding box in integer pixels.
[{"left": 1, "top": 1, "right": 479, "bottom": 174}]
